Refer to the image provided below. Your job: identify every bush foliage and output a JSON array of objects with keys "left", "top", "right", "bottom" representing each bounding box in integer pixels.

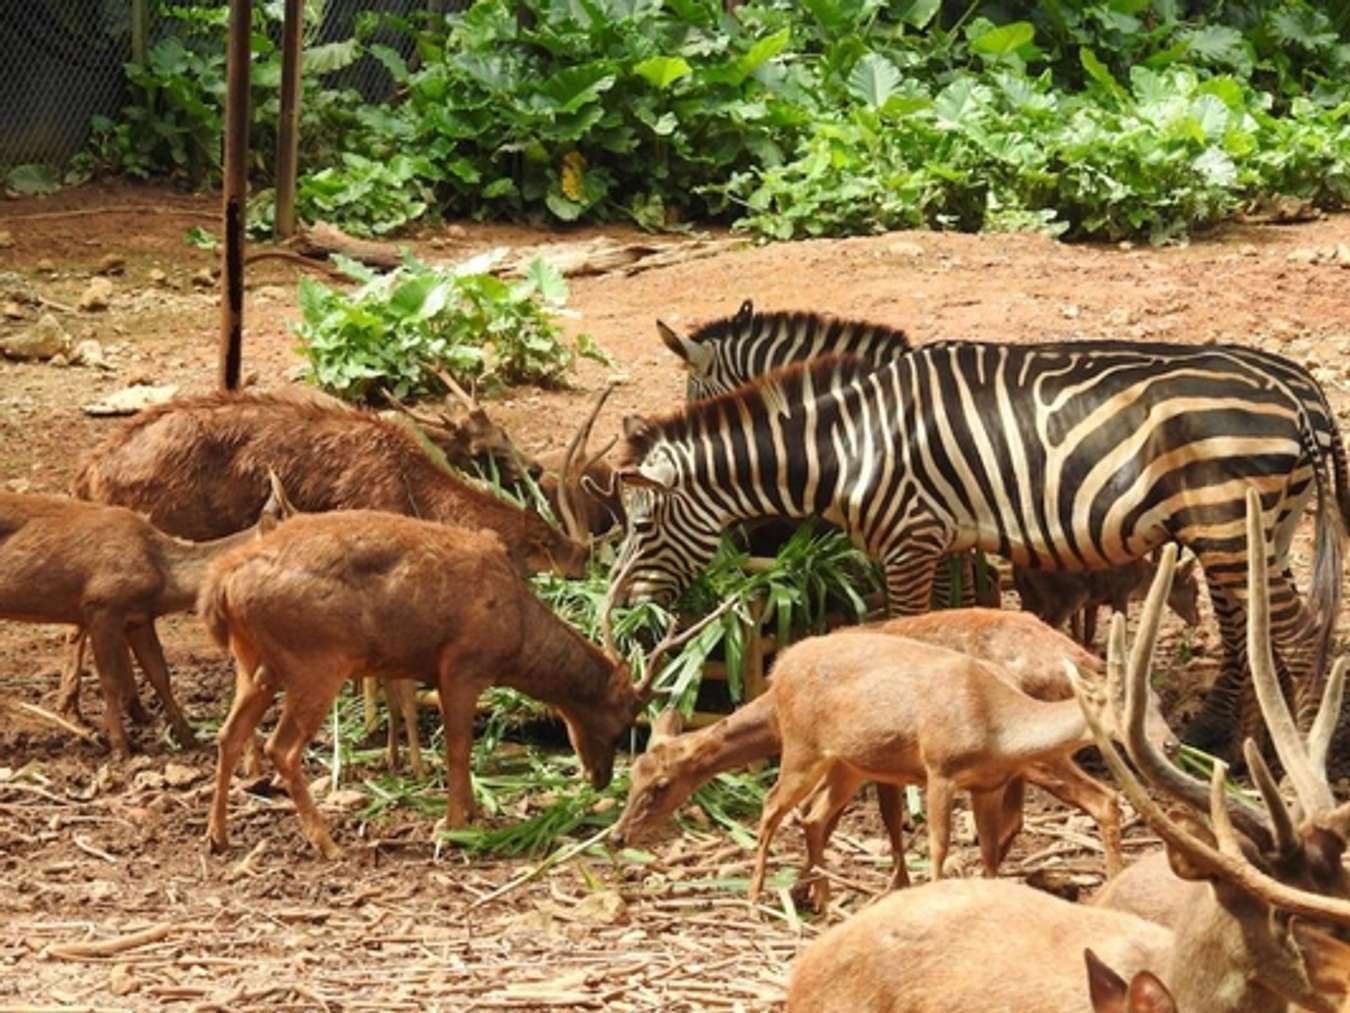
[{"left": 86, "top": 1, "right": 1350, "bottom": 241}]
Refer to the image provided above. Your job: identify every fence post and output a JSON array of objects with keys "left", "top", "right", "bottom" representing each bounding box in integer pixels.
[
  {"left": 130, "top": 0, "right": 149, "bottom": 65},
  {"left": 219, "top": 0, "right": 251, "bottom": 391},
  {"left": 273, "top": 0, "right": 305, "bottom": 238}
]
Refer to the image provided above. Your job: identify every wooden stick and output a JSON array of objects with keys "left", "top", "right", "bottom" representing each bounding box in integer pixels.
[
  {"left": 218, "top": 0, "right": 252, "bottom": 391},
  {"left": 272, "top": 0, "right": 305, "bottom": 238},
  {"left": 0, "top": 695, "right": 100, "bottom": 745},
  {"left": 45, "top": 922, "right": 195, "bottom": 960}
]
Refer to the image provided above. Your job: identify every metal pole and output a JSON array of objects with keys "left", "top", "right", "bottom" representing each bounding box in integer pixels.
[
  {"left": 219, "top": 0, "right": 252, "bottom": 391},
  {"left": 273, "top": 0, "right": 304, "bottom": 238},
  {"left": 130, "top": 0, "right": 149, "bottom": 65}
]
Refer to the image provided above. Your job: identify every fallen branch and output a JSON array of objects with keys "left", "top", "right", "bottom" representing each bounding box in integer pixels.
[
  {"left": 244, "top": 249, "right": 351, "bottom": 281},
  {"left": 0, "top": 695, "right": 100, "bottom": 745},
  {"left": 288, "top": 222, "right": 404, "bottom": 270},
  {"left": 45, "top": 921, "right": 201, "bottom": 960}
]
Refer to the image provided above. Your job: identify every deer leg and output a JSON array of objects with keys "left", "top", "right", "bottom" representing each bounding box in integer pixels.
[
  {"left": 383, "top": 681, "right": 401, "bottom": 771},
  {"left": 990, "top": 775, "right": 1026, "bottom": 868},
  {"left": 266, "top": 684, "right": 342, "bottom": 860},
  {"left": 1082, "top": 604, "right": 1100, "bottom": 650},
  {"left": 795, "top": 766, "right": 866, "bottom": 912},
  {"left": 207, "top": 655, "right": 277, "bottom": 853},
  {"left": 125, "top": 621, "right": 197, "bottom": 748},
  {"left": 1028, "top": 759, "right": 1123, "bottom": 876},
  {"left": 925, "top": 775, "right": 957, "bottom": 881},
  {"left": 970, "top": 786, "right": 1010, "bottom": 877},
  {"left": 434, "top": 673, "right": 481, "bottom": 830},
  {"left": 397, "top": 681, "right": 424, "bottom": 780},
  {"left": 362, "top": 676, "right": 379, "bottom": 734},
  {"left": 749, "top": 749, "right": 830, "bottom": 903},
  {"left": 875, "top": 784, "right": 911, "bottom": 890},
  {"left": 55, "top": 627, "right": 89, "bottom": 724},
  {"left": 85, "top": 616, "right": 136, "bottom": 758}
]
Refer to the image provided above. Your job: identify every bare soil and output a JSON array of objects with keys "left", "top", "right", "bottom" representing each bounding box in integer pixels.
[{"left": 2, "top": 182, "right": 1349, "bottom": 1010}]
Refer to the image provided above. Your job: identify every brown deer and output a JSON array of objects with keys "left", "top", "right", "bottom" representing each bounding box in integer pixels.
[
  {"left": 1085, "top": 949, "right": 1177, "bottom": 1013},
  {"left": 614, "top": 610, "right": 1174, "bottom": 901},
  {"left": 0, "top": 480, "right": 291, "bottom": 756},
  {"left": 383, "top": 368, "right": 526, "bottom": 483},
  {"left": 71, "top": 390, "right": 590, "bottom": 576},
  {"left": 745, "top": 628, "right": 1141, "bottom": 905},
  {"left": 784, "top": 503, "right": 1350, "bottom": 1013},
  {"left": 199, "top": 509, "right": 724, "bottom": 858},
  {"left": 1013, "top": 551, "right": 1201, "bottom": 647}
]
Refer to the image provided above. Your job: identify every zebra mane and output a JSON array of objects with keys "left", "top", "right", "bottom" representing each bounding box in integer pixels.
[
  {"left": 686, "top": 306, "right": 911, "bottom": 357},
  {"left": 621, "top": 354, "right": 875, "bottom": 464}
]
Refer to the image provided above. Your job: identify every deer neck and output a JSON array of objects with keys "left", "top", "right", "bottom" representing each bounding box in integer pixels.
[
  {"left": 989, "top": 693, "right": 1090, "bottom": 767},
  {"left": 156, "top": 526, "right": 257, "bottom": 614},
  {"left": 505, "top": 593, "right": 617, "bottom": 708},
  {"left": 680, "top": 692, "right": 781, "bottom": 780}
]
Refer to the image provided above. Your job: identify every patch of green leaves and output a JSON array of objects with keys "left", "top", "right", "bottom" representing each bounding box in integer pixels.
[{"left": 295, "top": 250, "right": 601, "bottom": 400}]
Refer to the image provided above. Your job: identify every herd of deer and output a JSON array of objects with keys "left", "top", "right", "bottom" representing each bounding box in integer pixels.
[{"left": 1, "top": 362, "right": 1346, "bottom": 1009}]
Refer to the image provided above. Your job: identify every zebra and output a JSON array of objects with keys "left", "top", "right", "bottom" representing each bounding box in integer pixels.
[
  {"left": 658, "top": 300, "right": 911, "bottom": 402},
  {"left": 610, "top": 342, "right": 1350, "bottom": 756}
]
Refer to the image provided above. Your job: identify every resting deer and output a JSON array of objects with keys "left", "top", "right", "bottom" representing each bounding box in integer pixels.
[
  {"left": 0, "top": 479, "right": 290, "bottom": 756},
  {"left": 199, "top": 509, "right": 724, "bottom": 858},
  {"left": 614, "top": 610, "right": 1175, "bottom": 902},
  {"left": 785, "top": 510, "right": 1350, "bottom": 1013},
  {"left": 1013, "top": 551, "right": 1201, "bottom": 648}
]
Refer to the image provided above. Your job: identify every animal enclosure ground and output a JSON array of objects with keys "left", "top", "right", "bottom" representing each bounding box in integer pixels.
[{"left": 2, "top": 183, "right": 1349, "bottom": 1010}]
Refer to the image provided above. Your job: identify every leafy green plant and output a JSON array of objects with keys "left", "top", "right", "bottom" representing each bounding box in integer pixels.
[{"left": 295, "top": 250, "right": 604, "bottom": 400}]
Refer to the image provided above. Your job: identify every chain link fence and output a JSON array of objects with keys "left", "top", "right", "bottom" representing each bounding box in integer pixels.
[{"left": 1, "top": 0, "right": 466, "bottom": 170}]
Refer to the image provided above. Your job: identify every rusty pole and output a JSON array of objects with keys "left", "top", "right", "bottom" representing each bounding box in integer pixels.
[
  {"left": 273, "top": 0, "right": 304, "bottom": 238},
  {"left": 219, "top": 0, "right": 252, "bottom": 390}
]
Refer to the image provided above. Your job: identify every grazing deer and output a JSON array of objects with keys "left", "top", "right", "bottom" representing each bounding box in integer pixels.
[
  {"left": 785, "top": 507, "right": 1350, "bottom": 1013},
  {"left": 383, "top": 368, "right": 527, "bottom": 483},
  {"left": 72, "top": 390, "right": 590, "bottom": 576},
  {"left": 1013, "top": 551, "right": 1202, "bottom": 648},
  {"left": 1085, "top": 949, "right": 1177, "bottom": 1013},
  {"left": 199, "top": 509, "right": 723, "bottom": 858},
  {"left": 614, "top": 610, "right": 1174, "bottom": 903},
  {"left": 746, "top": 628, "right": 1141, "bottom": 905},
  {"left": 0, "top": 480, "right": 290, "bottom": 756}
]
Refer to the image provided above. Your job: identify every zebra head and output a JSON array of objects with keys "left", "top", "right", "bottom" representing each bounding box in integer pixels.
[
  {"left": 656, "top": 299, "right": 755, "bottom": 402},
  {"left": 608, "top": 418, "right": 724, "bottom": 607}
]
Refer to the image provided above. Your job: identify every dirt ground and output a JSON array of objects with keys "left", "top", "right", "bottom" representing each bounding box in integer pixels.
[{"left": 2, "top": 181, "right": 1349, "bottom": 1011}]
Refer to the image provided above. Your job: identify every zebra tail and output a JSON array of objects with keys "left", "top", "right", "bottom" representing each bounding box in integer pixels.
[{"left": 1306, "top": 413, "right": 1345, "bottom": 686}]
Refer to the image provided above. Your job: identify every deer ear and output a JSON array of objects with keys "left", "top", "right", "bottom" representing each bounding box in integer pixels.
[
  {"left": 1164, "top": 809, "right": 1220, "bottom": 882},
  {"left": 618, "top": 453, "right": 677, "bottom": 490},
  {"left": 1084, "top": 948, "right": 1127, "bottom": 1012},
  {"left": 649, "top": 708, "right": 685, "bottom": 743},
  {"left": 1128, "top": 970, "right": 1177, "bottom": 1013},
  {"left": 622, "top": 414, "right": 652, "bottom": 441}
]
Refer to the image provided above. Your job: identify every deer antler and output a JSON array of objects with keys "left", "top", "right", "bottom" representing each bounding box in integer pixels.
[
  {"left": 555, "top": 384, "right": 617, "bottom": 544},
  {"left": 1108, "top": 545, "right": 1276, "bottom": 851},
  {"left": 383, "top": 388, "right": 453, "bottom": 433},
  {"left": 1246, "top": 488, "right": 1337, "bottom": 818},
  {"left": 434, "top": 367, "right": 478, "bottom": 411},
  {"left": 1067, "top": 489, "right": 1350, "bottom": 929},
  {"left": 634, "top": 597, "right": 739, "bottom": 701}
]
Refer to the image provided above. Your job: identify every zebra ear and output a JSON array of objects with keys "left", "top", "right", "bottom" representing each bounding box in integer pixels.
[
  {"left": 656, "top": 319, "right": 712, "bottom": 372},
  {"left": 736, "top": 299, "right": 753, "bottom": 325}
]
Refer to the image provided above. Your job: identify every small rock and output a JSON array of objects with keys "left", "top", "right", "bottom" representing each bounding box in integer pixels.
[
  {"left": 191, "top": 268, "right": 215, "bottom": 288},
  {"left": 131, "top": 770, "right": 167, "bottom": 792},
  {"left": 887, "top": 240, "right": 925, "bottom": 258},
  {"left": 50, "top": 353, "right": 69, "bottom": 367},
  {"left": 1239, "top": 243, "right": 1259, "bottom": 257},
  {"left": 1287, "top": 247, "right": 1321, "bottom": 264},
  {"left": 2, "top": 300, "right": 25, "bottom": 320},
  {"left": 4, "top": 478, "right": 31, "bottom": 494},
  {"left": 148, "top": 268, "right": 168, "bottom": 285},
  {"left": 0, "top": 313, "right": 69, "bottom": 360},
  {"left": 69, "top": 338, "right": 108, "bottom": 369},
  {"left": 243, "top": 370, "right": 259, "bottom": 386},
  {"left": 36, "top": 258, "right": 55, "bottom": 274},
  {"left": 445, "top": 224, "right": 468, "bottom": 239},
  {"left": 78, "top": 277, "right": 114, "bottom": 312},
  {"left": 1062, "top": 304, "right": 1081, "bottom": 319},
  {"left": 82, "top": 383, "right": 179, "bottom": 416},
  {"left": 428, "top": 238, "right": 446, "bottom": 250},
  {"left": 97, "top": 253, "right": 125, "bottom": 276},
  {"left": 573, "top": 890, "right": 627, "bottom": 926},
  {"left": 163, "top": 762, "right": 201, "bottom": 789},
  {"left": 0, "top": 230, "right": 12, "bottom": 249},
  {"left": 1117, "top": 240, "right": 1134, "bottom": 251},
  {"left": 108, "top": 964, "right": 139, "bottom": 997},
  {"left": 1336, "top": 244, "right": 1350, "bottom": 265},
  {"left": 323, "top": 788, "right": 367, "bottom": 810}
]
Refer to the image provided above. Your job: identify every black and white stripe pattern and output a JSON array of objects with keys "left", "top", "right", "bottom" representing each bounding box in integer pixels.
[
  {"left": 658, "top": 300, "right": 911, "bottom": 402},
  {"left": 616, "top": 339, "right": 1349, "bottom": 752}
]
